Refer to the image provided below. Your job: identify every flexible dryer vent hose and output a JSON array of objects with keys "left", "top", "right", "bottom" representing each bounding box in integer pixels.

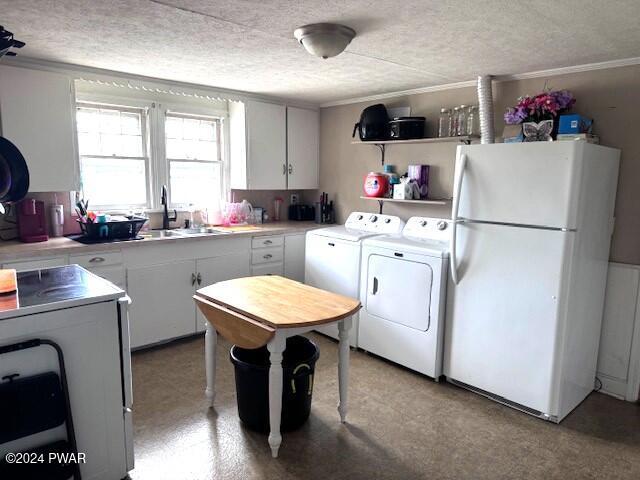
[{"left": 477, "top": 75, "right": 495, "bottom": 144}]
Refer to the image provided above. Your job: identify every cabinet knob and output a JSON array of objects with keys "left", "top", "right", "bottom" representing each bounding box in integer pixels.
[
  {"left": 263, "top": 254, "right": 273, "bottom": 259},
  {"left": 89, "top": 256, "right": 105, "bottom": 263},
  {"left": 282, "top": 164, "right": 287, "bottom": 175},
  {"left": 197, "top": 272, "right": 202, "bottom": 285},
  {"left": 191, "top": 273, "right": 197, "bottom": 286},
  {"left": 264, "top": 240, "right": 273, "bottom": 245},
  {"left": 288, "top": 164, "right": 293, "bottom": 174}
]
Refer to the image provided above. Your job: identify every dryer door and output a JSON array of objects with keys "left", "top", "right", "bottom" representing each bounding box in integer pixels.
[{"left": 365, "top": 254, "right": 432, "bottom": 331}]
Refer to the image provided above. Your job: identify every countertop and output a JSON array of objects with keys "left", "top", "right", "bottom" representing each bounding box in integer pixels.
[{"left": 0, "top": 221, "right": 320, "bottom": 263}]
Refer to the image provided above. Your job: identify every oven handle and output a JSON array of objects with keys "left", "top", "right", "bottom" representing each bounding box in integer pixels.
[{"left": 450, "top": 153, "right": 467, "bottom": 285}]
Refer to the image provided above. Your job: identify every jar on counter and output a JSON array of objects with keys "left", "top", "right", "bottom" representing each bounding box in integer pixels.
[
  {"left": 457, "top": 105, "right": 467, "bottom": 136},
  {"left": 451, "top": 107, "right": 460, "bottom": 137},
  {"left": 438, "top": 108, "right": 451, "bottom": 138},
  {"left": 466, "top": 105, "right": 479, "bottom": 136}
]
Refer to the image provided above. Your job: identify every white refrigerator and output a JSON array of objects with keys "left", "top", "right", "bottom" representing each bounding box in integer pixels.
[{"left": 444, "top": 142, "right": 620, "bottom": 422}]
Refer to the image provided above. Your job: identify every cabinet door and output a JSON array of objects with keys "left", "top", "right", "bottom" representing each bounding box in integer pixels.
[
  {"left": 287, "top": 107, "right": 319, "bottom": 189},
  {"left": 0, "top": 65, "right": 78, "bottom": 192},
  {"left": 284, "top": 233, "right": 306, "bottom": 282},
  {"left": 195, "top": 252, "right": 250, "bottom": 332},
  {"left": 247, "top": 100, "right": 286, "bottom": 189},
  {"left": 127, "top": 260, "right": 196, "bottom": 348}
]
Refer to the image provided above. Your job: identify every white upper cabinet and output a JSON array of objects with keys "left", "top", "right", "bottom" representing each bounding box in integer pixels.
[
  {"left": 0, "top": 65, "right": 79, "bottom": 192},
  {"left": 230, "top": 100, "right": 319, "bottom": 190},
  {"left": 230, "top": 99, "right": 287, "bottom": 190},
  {"left": 287, "top": 106, "right": 319, "bottom": 190}
]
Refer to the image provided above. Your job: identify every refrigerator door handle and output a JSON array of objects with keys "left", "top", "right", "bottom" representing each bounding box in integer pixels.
[{"left": 450, "top": 153, "right": 467, "bottom": 285}]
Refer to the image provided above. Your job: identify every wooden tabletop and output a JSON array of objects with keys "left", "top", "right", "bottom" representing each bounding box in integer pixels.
[{"left": 195, "top": 275, "right": 361, "bottom": 329}]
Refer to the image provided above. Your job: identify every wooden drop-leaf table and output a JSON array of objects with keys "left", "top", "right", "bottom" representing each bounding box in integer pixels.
[{"left": 194, "top": 275, "right": 361, "bottom": 458}]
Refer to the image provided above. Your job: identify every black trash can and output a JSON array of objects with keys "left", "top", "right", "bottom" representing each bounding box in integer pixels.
[{"left": 230, "top": 335, "right": 319, "bottom": 433}]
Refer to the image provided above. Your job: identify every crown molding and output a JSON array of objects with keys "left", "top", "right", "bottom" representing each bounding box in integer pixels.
[
  {"left": 1, "top": 56, "right": 320, "bottom": 110},
  {"left": 320, "top": 56, "right": 640, "bottom": 108}
]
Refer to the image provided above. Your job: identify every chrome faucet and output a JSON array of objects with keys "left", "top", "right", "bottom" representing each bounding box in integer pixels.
[{"left": 161, "top": 185, "right": 177, "bottom": 230}]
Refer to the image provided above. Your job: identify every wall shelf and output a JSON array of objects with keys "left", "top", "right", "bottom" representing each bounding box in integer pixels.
[
  {"left": 352, "top": 135, "right": 478, "bottom": 146},
  {"left": 352, "top": 135, "right": 479, "bottom": 166},
  {"left": 360, "top": 196, "right": 452, "bottom": 214}
]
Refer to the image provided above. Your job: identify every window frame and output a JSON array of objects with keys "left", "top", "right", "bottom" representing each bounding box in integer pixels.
[
  {"left": 73, "top": 93, "right": 230, "bottom": 213},
  {"left": 160, "top": 104, "right": 229, "bottom": 210},
  {"left": 75, "top": 100, "right": 153, "bottom": 211}
]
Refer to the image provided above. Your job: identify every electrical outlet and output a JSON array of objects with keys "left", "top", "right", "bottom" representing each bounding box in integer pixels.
[{"left": 290, "top": 193, "right": 299, "bottom": 205}]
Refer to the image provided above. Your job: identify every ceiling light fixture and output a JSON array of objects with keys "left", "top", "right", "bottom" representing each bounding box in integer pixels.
[{"left": 294, "top": 23, "right": 356, "bottom": 59}]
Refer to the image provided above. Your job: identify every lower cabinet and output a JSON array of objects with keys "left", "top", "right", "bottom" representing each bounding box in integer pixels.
[
  {"left": 195, "top": 253, "right": 250, "bottom": 332},
  {"left": 127, "top": 260, "right": 197, "bottom": 348}
]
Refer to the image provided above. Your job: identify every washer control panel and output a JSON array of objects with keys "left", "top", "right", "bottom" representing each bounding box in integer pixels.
[
  {"left": 403, "top": 217, "right": 451, "bottom": 242},
  {"left": 345, "top": 211, "right": 404, "bottom": 234}
]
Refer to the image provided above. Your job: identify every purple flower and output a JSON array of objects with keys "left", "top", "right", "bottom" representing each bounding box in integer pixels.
[
  {"left": 552, "top": 90, "right": 575, "bottom": 110},
  {"left": 504, "top": 106, "right": 528, "bottom": 125}
]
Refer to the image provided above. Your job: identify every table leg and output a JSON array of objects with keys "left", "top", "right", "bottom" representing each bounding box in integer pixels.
[
  {"left": 205, "top": 321, "right": 217, "bottom": 407},
  {"left": 267, "top": 334, "right": 286, "bottom": 458},
  {"left": 338, "top": 317, "right": 353, "bottom": 423}
]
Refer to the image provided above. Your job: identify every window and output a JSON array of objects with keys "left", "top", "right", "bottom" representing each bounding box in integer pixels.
[
  {"left": 76, "top": 103, "right": 149, "bottom": 208},
  {"left": 165, "top": 112, "right": 223, "bottom": 208}
]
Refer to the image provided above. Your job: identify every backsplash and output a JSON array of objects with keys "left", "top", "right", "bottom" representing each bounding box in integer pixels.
[
  {"left": 0, "top": 191, "right": 80, "bottom": 242},
  {"left": 230, "top": 189, "right": 312, "bottom": 222},
  {"left": 0, "top": 189, "right": 316, "bottom": 243}
]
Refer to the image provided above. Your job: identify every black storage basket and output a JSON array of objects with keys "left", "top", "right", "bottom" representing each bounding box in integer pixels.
[
  {"left": 230, "top": 336, "right": 319, "bottom": 433},
  {"left": 77, "top": 216, "right": 147, "bottom": 240}
]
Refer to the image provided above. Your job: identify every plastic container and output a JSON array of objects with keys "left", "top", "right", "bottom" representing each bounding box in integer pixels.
[
  {"left": 383, "top": 164, "right": 400, "bottom": 198},
  {"left": 364, "top": 172, "right": 389, "bottom": 197},
  {"left": 230, "top": 336, "right": 319, "bottom": 433}
]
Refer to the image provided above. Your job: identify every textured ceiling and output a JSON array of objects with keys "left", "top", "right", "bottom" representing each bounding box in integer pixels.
[{"left": 2, "top": 0, "right": 640, "bottom": 104}]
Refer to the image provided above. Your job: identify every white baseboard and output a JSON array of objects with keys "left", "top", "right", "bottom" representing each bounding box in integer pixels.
[{"left": 597, "top": 374, "right": 628, "bottom": 401}]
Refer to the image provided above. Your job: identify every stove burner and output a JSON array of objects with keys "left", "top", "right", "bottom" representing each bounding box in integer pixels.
[{"left": 36, "top": 284, "right": 85, "bottom": 299}]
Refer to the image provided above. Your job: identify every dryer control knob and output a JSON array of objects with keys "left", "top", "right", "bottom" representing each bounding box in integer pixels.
[
  {"left": 357, "top": 215, "right": 363, "bottom": 220},
  {"left": 370, "top": 215, "right": 378, "bottom": 222},
  {"left": 420, "top": 220, "right": 428, "bottom": 227},
  {"left": 384, "top": 218, "right": 391, "bottom": 224},
  {"left": 437, "top": 221, "right": 448, "bottom": 230}
]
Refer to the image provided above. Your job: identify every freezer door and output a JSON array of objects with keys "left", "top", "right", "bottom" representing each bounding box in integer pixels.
[
  {"left": 445, "top": 221, "right": 573, "bottom": 415},
  {"left": 455, "top": 143, "right": 581, "bottom": 229},
  {"left": 365, "top": 254, "right": 432, "bottom": 331}
]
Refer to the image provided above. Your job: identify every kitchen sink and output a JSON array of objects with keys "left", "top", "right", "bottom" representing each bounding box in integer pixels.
[
  {"left": 173, "top": 227, "right": 232, "bottom": 235},
  {"left": 141, "top": 227, "right": 232, "bottom": 239},
  {"left": 142, "top": 229, "right": 185, "bottom": 239}
]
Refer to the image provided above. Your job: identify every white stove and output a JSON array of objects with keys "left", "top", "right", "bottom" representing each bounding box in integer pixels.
[{"left": 0, "top": 265, "right": 134, "bottom": 478}]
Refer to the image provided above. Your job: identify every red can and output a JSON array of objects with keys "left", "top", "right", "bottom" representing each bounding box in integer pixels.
[{"left": 363, "top": 172, "right": 389, "bottom": 197}]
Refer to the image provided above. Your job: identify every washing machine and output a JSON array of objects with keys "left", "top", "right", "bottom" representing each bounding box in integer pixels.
[
  {"left": 305, "top": 211, "right": 404, "bottom": 347},
  {"left": 358, "top": 216, "right": 450, "bottom": 378}
]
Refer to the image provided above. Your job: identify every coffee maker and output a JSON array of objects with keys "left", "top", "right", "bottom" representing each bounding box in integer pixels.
[{"left": 17, "top": 198, "right": 48, "bottom": 243}]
